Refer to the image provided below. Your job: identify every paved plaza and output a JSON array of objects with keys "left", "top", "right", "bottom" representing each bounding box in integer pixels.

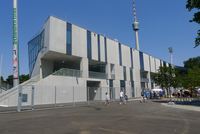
[{"left": 0, "top": 101, "right": 199, "bottom": 134}]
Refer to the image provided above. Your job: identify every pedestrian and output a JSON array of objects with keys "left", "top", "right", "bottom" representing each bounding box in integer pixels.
[
  {"left": 120, "top": 90, "right": 124, "bottom": 104},
  {"left": 124, "top": 94, "right": 128, "bottom": 104},
  {"left": 140, "top": 90, "right": 144, "bottom": 103},
  {"left": 105, "top": 92, "right": 110, "bottom": 105}
]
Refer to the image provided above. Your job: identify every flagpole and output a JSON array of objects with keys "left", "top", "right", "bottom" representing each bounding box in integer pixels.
[{"left": 13, "top": 0, "right": 19, "bottom": 87}]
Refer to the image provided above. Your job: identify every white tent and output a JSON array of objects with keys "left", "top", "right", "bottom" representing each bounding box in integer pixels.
[{"left": 151, "top": 89, "right": 163, "bottom": 92}]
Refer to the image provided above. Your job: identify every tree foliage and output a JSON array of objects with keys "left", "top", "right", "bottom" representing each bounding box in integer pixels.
[
  {"left": 151, "top": 66, "right": 177, "bottom": 96},
  {"left": 6, "top": 74, "right": 30, "bottom": 87},
  {"left": 186, "top": 0, "right": 200, "bottom": 47},
  {"left": 184, "top": 56, "right": 200, "bottom": 69},
  {"left": 181, "top": 56, "right": 200, "bottom": 90}
]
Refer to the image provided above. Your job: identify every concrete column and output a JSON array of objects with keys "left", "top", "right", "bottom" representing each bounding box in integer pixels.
[
  {"left": 106, "top": 63, "right": 111, "bottom": 79},
  {"left": 148, "top": 71, "right": 151, "bottom": 89},
  {"left": 81, "top": 58, "right": 88, "bottom": 78},
  {"left": 134, "top": 68, "right": 141, "bottom": 97}
]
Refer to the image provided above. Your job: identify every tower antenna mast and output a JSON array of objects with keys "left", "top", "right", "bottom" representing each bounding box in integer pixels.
[{"left": 132, "top": 0, "right": 140, "bottom": 51}]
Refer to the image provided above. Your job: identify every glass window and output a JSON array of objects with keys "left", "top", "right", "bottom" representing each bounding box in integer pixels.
[
  {"left": 28, "top": 30, "right": 45, "bottom": 76},
  {"left": 139, "top": 52, "right": 144, "bottom": 70},
  {"left": 104, "top": 37, "right": 107, "bottom": 62},
  {"left": 67, "top": 23, "right": 72, "bottom": 55},
  {"left": 97, "top": 35, "right": 101, "bottom": 61},
  {"left": 119, "top": 43, "right": 122, "bottom": 66},
  {"left": 130, "top": 48, "right": 133, "bottom": 68},
  {"left": 87, "top": 31, "right": 92, "bottom": 59}
]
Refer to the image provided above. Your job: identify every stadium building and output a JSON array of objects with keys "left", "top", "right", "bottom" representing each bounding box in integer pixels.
[{"left": 0, "top": 16, "right": 170, "bottom": 107}]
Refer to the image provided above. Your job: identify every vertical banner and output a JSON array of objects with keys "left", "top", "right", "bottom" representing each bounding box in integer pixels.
[{"left": 13, "top": 0, "right": 19, "bottom": 86}]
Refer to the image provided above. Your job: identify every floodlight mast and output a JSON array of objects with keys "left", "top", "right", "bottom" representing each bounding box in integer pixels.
[
  {"left": 13, "top": 0, "right": 19, "bottom": 87},
  {"left": 132, "top": 0, "right": 140, "bottom": 51}
]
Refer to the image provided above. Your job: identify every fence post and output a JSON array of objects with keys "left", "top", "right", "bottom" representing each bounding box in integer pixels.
[
  {"left": 87, "top": 87, "right": 90, "bottom": 105},
  {"left": 17, "top": 85, "right": 22, "bottom": 112},
  {"left": 31, "top": 85, "right": 35, "bottom": 111},
  {"left": 73, "top": 87, "right": 75, "bottom": 107},
  {"left": 55, "top": 86, "right": 57, "bottom": 107}
]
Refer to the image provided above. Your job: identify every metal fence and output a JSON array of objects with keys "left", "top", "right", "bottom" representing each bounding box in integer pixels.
[{"left": 0, "top": 85, "right": 135, "bottom": 112}]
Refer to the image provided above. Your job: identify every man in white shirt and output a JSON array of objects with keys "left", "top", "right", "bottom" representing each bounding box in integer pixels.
[{"left": 120, "top": 90, "right": 124, "bottom": 104}]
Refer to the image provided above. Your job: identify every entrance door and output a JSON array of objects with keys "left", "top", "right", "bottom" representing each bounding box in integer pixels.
[{"left": 87, "top": 81, "right": 100, "bottom": 101}]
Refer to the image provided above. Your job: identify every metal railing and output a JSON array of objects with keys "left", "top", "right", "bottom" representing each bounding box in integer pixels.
[
  {"left": 89, "top": 71, "right": 108, "bottom": 79},
  {"left": 53, "top": 68, "right": 82, "bottom": 78}
]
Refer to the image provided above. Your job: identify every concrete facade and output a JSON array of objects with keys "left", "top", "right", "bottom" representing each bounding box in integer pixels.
[{"left": 0, "top": 16, "right": 171, "bottom": 107}]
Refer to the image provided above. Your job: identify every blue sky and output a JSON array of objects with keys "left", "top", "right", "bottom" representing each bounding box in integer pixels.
[{"left": 0, "top": 0, "right": 199, "bottom": 78}]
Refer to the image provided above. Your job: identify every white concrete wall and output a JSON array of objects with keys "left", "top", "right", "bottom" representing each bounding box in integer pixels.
[
  {"left": 113, "top": 80, "right": 120, "bottom": 99},
  {"left": 150, "top": 56, "right": 156, "bottom": 73},
  {"left": 91, "top": 32, "right": 98, "bottom": 61},
  {"left": 121, "top": 44, "right": 131, "bottom": 67},
  {"left": 115, "top": 65, "right": 123, "bottom": 80},
  {"left": 155, "top": 58, "right": 161, "bottom": 72},
  {"left": 126, "top": 67, "right": 131, "bottom": 81},
  {"left": 99, "top": 35, "right": 105, "bottom": 62},
  {"left": 125, "top": 81, "right": 132, "bottom": 98},
  {"left": 106, "top": 39, "right": 119, "bottom": 65},
  {"left": 34, "top": 75, "right": 87, "bottom": 105},
  {"left": 49, "top": 17, "right": 66, "bottom": 54},
  {"left": 72, "top": 24, "right": 87, "bottom": 58},
  {"left": 133, "top": 50, "right": 141, "bottom": 97},
  {"left": 143, "top": 53, "right": 150, "bottom": 72}
]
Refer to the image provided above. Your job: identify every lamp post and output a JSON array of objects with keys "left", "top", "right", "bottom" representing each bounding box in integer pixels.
[
  {"left": 168, "top": 47, "right": 173, "bottom": 67},
  {"left": 168, "top": 47, "right": 173, "bottom": 99}
]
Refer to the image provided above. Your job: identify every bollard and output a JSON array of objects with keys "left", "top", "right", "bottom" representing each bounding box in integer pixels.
[
  {"left": 17, "top": 86, "right": 22, "bottom": 112},
  {"left": 54, "top": 86, "right": 57, "bottom": 108},
  {"left": 31, "top": 85, "right": 35, "bottom": 111}
]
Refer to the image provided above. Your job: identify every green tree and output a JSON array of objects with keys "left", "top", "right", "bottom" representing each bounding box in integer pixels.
[
  {"left": 6, "top": 74, "right": 30, "bottom": 87},
  {"left": 184, "top": 56, "right": 200, "bottom": 69},
  {"left": 151, "top": 66, "right": 177, "bottom": 97},
  {"left": 19, "top": 74, "right": 30, "bottom": 84},
  {"left": 180, "top": 57, "right": 200, "bottom": 96},
  {"left": 186, "top": 0, "right": 200, "bottom": 47}
]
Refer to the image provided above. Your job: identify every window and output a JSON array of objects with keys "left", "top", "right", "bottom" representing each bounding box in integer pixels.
[
  {"left": 123, "top": 66, "right": 127, "bottom": 81},
  {"left": 119, "top": 43, "right": 122, "bottom": 66},
  {"left": 130, "top": 68, "right": 133, "bottom": 81},
  {"left": 139, "top": 52, "right": 144, "bottom": 70},
  {"left": 130, "top": 48, "right": 133, "bottom": 68},
  {"left": 104, "top": 37, "right": 107, "bottom": 62},
  {"left": 87, "top": 31, "right": 92, "bottom": 59},
  {"left": 67, "top": 23, "right": 72, "bottom": 55},
  {"left": 28, "top": 30, "right": 45, "bottom": 76},
  {"left": 97, "top": 35, "right": 101, "bottom": 61}
]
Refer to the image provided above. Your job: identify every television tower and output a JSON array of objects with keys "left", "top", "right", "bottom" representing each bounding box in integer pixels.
[
  {"left": 13, "top": 0, "right": 19, "bottom": 87},
  {"left": 132, "top": 0, "right": 140, "bottom": 51}
]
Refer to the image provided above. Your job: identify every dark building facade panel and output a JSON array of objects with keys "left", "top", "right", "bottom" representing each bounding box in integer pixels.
[
  {"left": 97, "top": 35, "right": 101, "bottom": 61},
  {"left": 87, "top": 31, "right": 92, "bottom": 59},
  {"left": 104, "top": 37, "right": 107, "bottom": 63},
  {"left": 139, "top": 52, "right": 144, "bottom": 70},
  {"left": 66, "top": 23, "right": 72, "bottom": 55},
  {"left": 119, "top": 43, "right": 122, "bottom": 66}
]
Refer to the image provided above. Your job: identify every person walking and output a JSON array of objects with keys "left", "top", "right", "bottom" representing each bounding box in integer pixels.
[
  {"left": 120, "top": 90, "right": 124, "bottom": 104},
  {"left": 105, "top": 92, "right": 110, "bottom": 105}
]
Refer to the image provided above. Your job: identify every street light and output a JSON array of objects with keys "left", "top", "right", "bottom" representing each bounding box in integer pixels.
[
  {"left": 168, "top": 47, "right": 173, "bottom": 67},
  {"left": 168, "top": 47, "right": 174, "bottom": 100}
]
